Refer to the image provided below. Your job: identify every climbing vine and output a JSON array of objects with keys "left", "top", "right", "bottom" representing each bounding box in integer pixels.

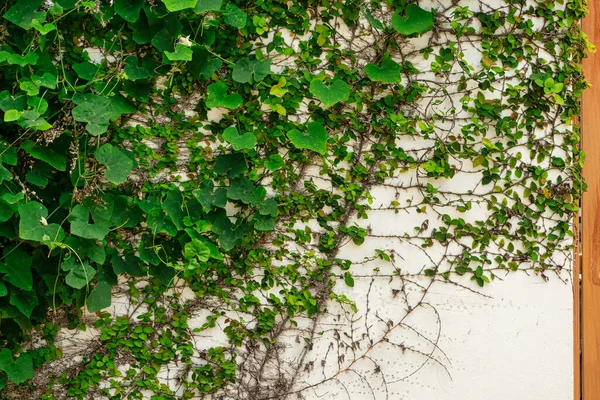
[{"left": 0, "top": 0, "right": 590, "bottom": 398}]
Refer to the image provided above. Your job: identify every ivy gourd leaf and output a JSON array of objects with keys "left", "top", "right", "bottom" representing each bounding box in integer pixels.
[
  {"left": 61, "top": 257, "right": 96, "bottom": 290},
  {"left": 111, "top": 253, "right": 145, "bottom": 277},
  {"left": 165, "top": 44, "right": 193, "bottom": 61},
  {"left": 259, "top": 198, "right": 278, "bottom": 217},
  {"left": 287, "top": 122, "right": 328, "bottom": 155},
  {"left": 94, "top": 144, "right": 136, "bottom": 185},
  {"left": 162, "top": 189, "right": 185, "bottom": 231},
  {"left": 189, "top": 48, "right": 222, "bottom": 80},
  {"left": 264, "top": 154, "right": 285, "bottom": 171},
  {"left": 392, "top": 4, "right": 434, "bottom": 36},
  {"left": 206, "top": 81, "right": 242, "bottom": 109},
  {"left": 344, "top": 271, "right": 355, "bottom": 287},
  {"left": 0, "top": 349, "right": 34, "bottom": 384},
  {"left": 4, "top": 110, "right": 21, "bottom": 122},
  {"left": 9, "top": 290, "right": 38, "bottom": 319},
  {"left": 253, "top": 214, "right": 275, "bottom": 231},
  {"left": 227, "top": 178, "right": 257, "bottom": 204},
  {"left": 223, "top": 127, "right": 257, "bottom": 151},
  {"left": 309, "top": 79, "right": 350, "bottom": 107},
  {"left": 19, "top": 80, "right": 39, "bottom": 96},
  {"left": 32, "top": 72, "right": 57, "bottom": 89},
  {"left": 69, "top": 205, "right": 110, "bottom": 240},
  {"left": 214, "top": 153, "right": 248, "bottom": 178},
  {"left": 87, "top": 281, "right": 111, "bottom": 312},
  {"left": 184, "top": 239, "right": 210, "bottom": 261},
  {"left": 195, "top": 0, "right": 222, "bottom": 12},
  {"left": 193, "top": 180, "right": 228, "bottom": 212},
  {"left": 18, "top": 201, "right": 65, "bottom": 244},
  {"left": 364, "top": 57, "right": 402, "bottom": 83},
  {"left": 72, "top": 62, "right": 101, "bottom": 81},
  {"left": 3, "top": 0, "right": 45, "bottom": 30},
  {"left": 114, "top": 0, "right": 144, "bottom": 22},
  {"left": 123, "top": 56, "right": 156, "bottom": 80},
  {"left": 161, "top": 0, "right": 197, "bottom": 12},
  {"left": 22, "top": 139, "right": 67, "bottom": 171},
  {"left": 6, "top": 52, "right": 38, "bottom": 67},
  {"left": 224, "top": 4, "right": 247, "bottom": 28},
  {"left": 0, "top": 249, "right": 33, "bottom": 291},
  {"left": 71, "top": 93, "right": 135, "bottom": 135},
  {"left": 0, "top": 281, "right": 6, "bottom": 297},
  {"left": 362, "top": 7, "right": 384, "bottom": 30},
  {"left": 212, "top": 216, "right": 248, "bottom": 251},
  {"left": 232, "top": 58, "right": 271, "bottom": 83}
]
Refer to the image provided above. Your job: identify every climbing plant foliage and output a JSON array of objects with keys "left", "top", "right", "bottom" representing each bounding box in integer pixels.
[{"left": 0, "top": 0, "right": 590, "bottom": 398}]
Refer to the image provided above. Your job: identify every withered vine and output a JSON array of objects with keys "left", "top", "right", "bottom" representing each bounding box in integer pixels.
[{"left": 0, "top": 0, "right": 590, "bottom": 399}]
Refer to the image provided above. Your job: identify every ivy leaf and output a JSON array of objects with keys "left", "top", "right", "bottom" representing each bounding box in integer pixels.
[
  {"left": 161, "top": 0, "right": 197, "bottom": 12},
  {"left": 18, "top": 201, "right": 65, "bottom": 244},
  {"left": 264, "top": 154, "right": 285, "bottom": 171},
  {"left": 0, "top": 349, "right": 34, "bottom": 384},
  {"left": 123, "top": 56, "right": 156, "bottom": 80},
  {"left": 71, "top": 93, "right": 135, "bottom": 135},
  {"left": 222, "top": 127, "right": 256, "bottom": 151},
  {"left": 232, "top": 58, "right": 271, "bottom": 83},
  {"left": 227, "top": 178, "right": 257, "bottom": 204},
  {"left": 10, "top": 290, "right": 38, "bottom": 319},
  {"left": 287, "top": 122, "right": 328, "bottom": 155},
  {"left": 94, "top": 144, "right": 136, "bottom": 185},
  {"left": 344, "top": 271, "right": 355, "bottom": 287},
  {"left": 114, "top": 0, "right": 144, "bottom": 22},
  {"left": 32, "top": 72, "right": 57, "bottom": 89},
  {"left": 69, "top": 205, "right": 110, "bottom": 240},
  {"left": 3, "top": 0, "right": 45, "bottom": 30},
  {"left": 224, "top": 4, "right": 247, "bottom": 28},
  {"left": 253, "top": 214, "right": 275, "bottom": 231},
  {"left": 87, "top": 281, "right": 111, "bottom": 313},
  {"left": 189, "top": 48, "right": 222, "bottom": 80},
  {"left": 0, "top": 249, "right": 33, "bottom": 291},
  {"left": 309, "top": 79, "right": 350, "bottom": 107},
  {"left": 61, "top": 257, "right": 96, "bottom": 290},
  {"left": 364, "top": 58, "right": 402, "bottom": 83},
  {"left": 4, "top": 110, "right": 21, "bottom": 122},
  {"left": 362, "top": 7, "right": 384, "bottom": 30},
  {"left": 392, "top": 4, "right": 434, "bottom": 36},
  {"left": 22, "top": 140, "right": 67, "bottom": 171},
  {"left": 195, "top": 0, "right": 222, "bottom": 12},
  {"left": 184, "top": 239, "right": 210, "bottom": 261},
  {"left": 165, "top": 44, "right": 193, "bottom": 62},
  {"left": 192, "top": 180, "right": 227, "bottom": 212},
  {"left": 259, "top": 198, "right": 278, "bottom": 217},
  {"left": 162, "top": 189, "right": 184, "bottom": 230},
  {"left": 206, "top": 81, "right": 242, "bottom": 109}
]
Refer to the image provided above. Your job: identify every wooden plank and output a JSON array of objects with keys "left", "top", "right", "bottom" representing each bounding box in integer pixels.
[
  {"left": 575, "top": 213, "right": 581, "bottom": 400},
  {"left": 582, "top": 0, "right": 600, "bottom": 397}
]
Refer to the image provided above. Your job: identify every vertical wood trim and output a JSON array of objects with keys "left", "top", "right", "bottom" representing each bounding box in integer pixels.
[
  {"left": 582, "top": 0, "right": 599, "bottom": 397},
  {"left": 575, "top": 213, "right": 581, "bottom": 400}
]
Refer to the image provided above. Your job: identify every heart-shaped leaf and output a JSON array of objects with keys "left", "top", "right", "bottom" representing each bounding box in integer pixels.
[
  {"left": 195, "top": 0, "right": 222, "bottom": 12},
  {"left": 224, "top": 4, "right": 247, "bottom": 28},
  {"left": 0, "top": 349, "right": 34, "bottom": 384},
  {"left": 3, "top": 0, "right": 45, "bottom": 30},
  {"left": 124, "top": 56, "right": 157, "bottom": 80},
  {"left": 87, "top": 281, "right": 112, "bottom": 312},
  {"left": 161, "top": 0, "right": 197, "bottom": 12},
  {"left": 0, "top": 249, "right": 32, "bottom": 291},
  {"left": 68, "top": 205, "right": 110, "bottom": 240},
  {"left": 114, "top": 0, "right": 144, "bottom": 22},
  {"left": 287, "top": 122, "right": 328, "bottom": 155},
  {"left": 71, "top": 93, "right": 135, "bottom": 135},
  {"left": 392, "top": 4, "right": 434, "bottom": 36},
  {"left": 222, "top": 126, "right": 256, "bottom": 151},
  {"left": 94, "top": 144, "right": 136, "bottom": 185},
  {"left": 232, "top": 58, "right": 271, "bottom": 83},
  {"left": 61, "top": 257, "right": 96, "bottom": 290},
  {"left": 309, "top": 79, "right": 350, "bottom": 107},
  {"left": 165, "top": 44, "right": 193, "bottom": 61},
  {"left": 10, "top": 290, "right": 38, "bottom": 318},
  {"left": 206, "top": 81, "right": 242, "bottom": 109},
  {"left": 364, "top": 57, "right": 402, "bottom": 83},
  {"left": 189, "top": 48, "right": 222, "bottom": 80},
  {"left": 18, "top": 201, "right": 64, "bottom": 244},
  {"left": 184, "top": 239, "right": 210, "bottom": 261},
  {"left": 22, "top": 139, "right": 67, "bottom": 171}
]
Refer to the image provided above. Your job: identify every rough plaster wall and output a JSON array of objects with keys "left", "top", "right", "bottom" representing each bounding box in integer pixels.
[{"left": 49, "top": 0, "right": 575, "bottom": 398}]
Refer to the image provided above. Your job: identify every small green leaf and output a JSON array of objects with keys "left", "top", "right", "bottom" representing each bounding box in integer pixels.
[
  {"left": 287, "top": 122, "right": 328, "bottom": 155},
  {"left": 69, "top": 205, "right": 110, "bottom": 240},
  {"left": 232, "top": 58, "right": 271, "bottom": 83},
  {"left": 253, "top": 214, "right": 275, "bottom": 231},
  {"left": 19, "top": 80, "right": 39, "bottom": 96},
  {"left": 94, "top": 144, "right": 136, "bottom": 185},
  {"left": 189, "top": 48, "right": 222, "bottom": 80},
  {"left": 224, "top": 4, "right": 247, "bottom": 28},
  {"left": 222, "top": 126, "right": 256, "bottom": 151},
  {"left": 4, "top": 110, "right": 21, "bottom": 122},
  {"left": 3, "top": 0, "right": 45, "bottom": 30},
  {"left": 162, "top": 0, "right": 197, "bottom": 12},
  {"left": 364, "top": 58, "right": 402, "bottom": 83},
  {"left": 165, "top": 44, "right": 193, "bottom": 61},
  {"left": 32, "top": 72, "right": 57, "bottom": 89},
  {"left": 344, "top": 271, "right": 354, "bottom": 287},
  {"left": 87, "top": 282, "right": 112, "bottom": 312},
  {"left": 123, "top": 56, "right": 156, "bottom": 80},
  {"left": 392, "top": 4, "right": 434, "bottom": 36},
  {"left": 61, "top": 257, "right": 96, "bottom": 290},
  {"left": 264, "top": 154, "right": 285, "bottom": 171},
  {"left": 18, "top": 201, "right": 64, "bottom": 244},
  {"left": 362, "top": 7, "right": 384, "bottom": 30},
  {"left": 184, "top": 239, "right": 210, "bottom": 261},
  {"left": 195, "top": 0, "right": 222, "bottom": 12},
  {"left": 206, "top": 81, "right": 242, "bottom": 109},
  {"left": 309, "top": 79, "right": 350, "bottom": 107},
  {"left": 0, "top": 349, "right": 34, "bottom": 384},
  {"left": 71, "top": 93, "right": 135, "bottom": 135}
]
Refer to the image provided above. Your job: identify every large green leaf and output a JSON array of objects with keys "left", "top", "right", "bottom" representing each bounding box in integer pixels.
[
  {"left": 392, "top": 4, "right": 434, "bottom": 36},
  {"left": 124, "top": 56, "right": 157, "bottom": 80},
  {"left": 71, "top": 93, "right": 135, "bottom": 135},
  {"left": 195, "top": 0, "right": 222, "bottom": 12},
  {"left": 61, "top": 257, "right": 96, "bottom": 290},
  {"left": 189, "top": 48, "right": 222, "bottom": 80},
  {"left": 364, "top": 58, "right": 402, "bottom": 83},
  {"left": 3, "top": 0, "right": 45, "bottom": 30},
  {"left": 68, "top": 205, "right": 110, "bottom": 240},
  {"left": 22, "top": 140, "right": 67, "bottom": 171},
  {"left": 287, "top": 122, "right": 328, "bottom": 155},
  {"left": 87, "top": 281, "right": 111, "bottom": 312},
  {"left": 224, "top": 4, "right": 247, "bottom": 28},
  {"left": 162, "top": 0, "right": 197, "bottom": 11},
  {"left": 114, "top": 0, "right": 144, "bottom": 22},
  {"left": 222, "top": 127, "right": 256, "bottom": 151},
  {"left": 165, "top": 44, "right": 193, "bottom": 61},
  {"left": 94, "top": 144, "right": 136, "bottom": 185},
  {"left": 232, "top": 58, "right": 271, "bottom": 83},
  {"left": 18, "top": 201, "right": 65, "bottom": 244},
  {"left": 206, "top": 81, "right": 242, "bottom": 109},
  {"left": 193, "top": 180, "right": 227, "bottom": 212},
  {"left": 184, "top": 239, "right": 210, "bottom": 261},
  {"left": 9, "top": 290, "right": 38, "bottom": 318},
  {"left": 309, "top": 79, "right": 350, "bottom": 107},
  {"left": 0, "top": 249, "right": 32, "bottom": 291},
  {"left": 0, "top": 349, "right": 34, "bottom": 384}
]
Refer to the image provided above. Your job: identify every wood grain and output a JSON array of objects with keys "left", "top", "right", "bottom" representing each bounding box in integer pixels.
[{"left": 582, "top": 0, "right": 600, "bottom": 397}]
